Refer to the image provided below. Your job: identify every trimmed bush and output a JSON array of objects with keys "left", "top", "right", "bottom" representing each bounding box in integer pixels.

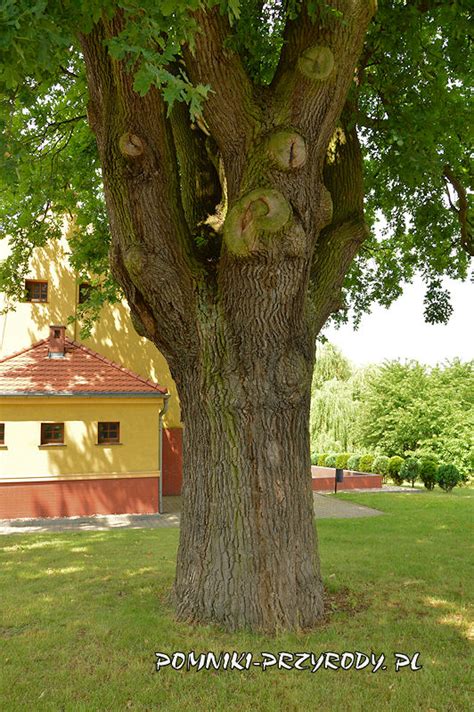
[
  {"left": 400, "top": 457, "right": 420, "bottom": 488},
  {"left": 325, "top": 453, "right": 337, "bottom": 468},
  {"left": 373, "top": 455, "right": 390, "bottom": 480},
  {"left": 437, "top": 464, "right": 463, "bottom": 492},
  {"left": 347, "top": 454, "right": 361, "bottom": 471},
  {"left": 359, "top": 454, "right": 374, "bottom": 474},
  {"left": 388, "top": 456, "right": 404, "bottom": 485},
  {"left": 310, "top": 451, "right": 319, "bottom": 466},
  {"left": 419, "top": 458, "right": 438, "bottom": 490},
  {"left": 335, "top": 452, "right": 351, "bottom": 469},
  {"left": 317, "top": 453, "right": 328, "bottom": 466}
]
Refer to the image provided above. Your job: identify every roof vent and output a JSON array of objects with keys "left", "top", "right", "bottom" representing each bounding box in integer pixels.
[{"left": 48, "top": 325, "right": 66, "bottom": 359}]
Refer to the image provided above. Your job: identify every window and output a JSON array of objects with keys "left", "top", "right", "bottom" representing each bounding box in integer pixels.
[
  {"left": 40, "top": 423, "right": 64, "bottom": 445},
  {"left": 0, "top": 423, "right": 4, "bottom": 445},
  {"left": 25, "top": 280, "right": 48, "bottom": 303},
  {"left": 98, "top": 422, "right": 120, "bottom": 445},
  {"left": 78, "top": 282, "right": 92, "bottom": 304}
]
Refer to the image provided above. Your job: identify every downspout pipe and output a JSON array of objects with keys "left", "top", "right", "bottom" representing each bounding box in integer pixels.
[{"left": 158, "top": 394, "right": 170, "bottom": 514}]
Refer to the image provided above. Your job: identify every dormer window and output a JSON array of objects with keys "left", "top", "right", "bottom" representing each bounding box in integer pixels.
[{"left": 25, "top": 280, "right": 48, "bottom": 303}]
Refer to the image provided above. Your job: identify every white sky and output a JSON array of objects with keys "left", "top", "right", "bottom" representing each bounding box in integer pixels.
[{"left": 323, "top": 275, "right": 474, "bottom": 366}]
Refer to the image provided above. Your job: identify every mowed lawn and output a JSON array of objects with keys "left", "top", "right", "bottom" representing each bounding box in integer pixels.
[{"left": 1, "top": 491, "right": 472, "bottom": 711}]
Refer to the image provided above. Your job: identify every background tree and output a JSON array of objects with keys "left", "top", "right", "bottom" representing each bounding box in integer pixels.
[
  {"left": 356, "top": 359, "right": 474, "bottom": 474},
  {"left": 355, "top": 361, "right": 431, "bottom": 454},
  {"left": 310, "top": 342, "right": 357, "bottom": 452},
  {"left": 0, "top": 1, "right": 472, "bottom": 631}
]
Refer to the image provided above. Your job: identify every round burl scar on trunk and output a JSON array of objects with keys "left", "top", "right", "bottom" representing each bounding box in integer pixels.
[
  {"left": 298, "top": 46, "right": 335, "bottom": 80},
  {"left": 268, "top": 131, "right": 307, "bottom": 170},
  {"left": 119, "top": 133, "right": 145, "bottom": 157},
  {"left": 224, "top": 188, "right": 291, "bottom": 256}
]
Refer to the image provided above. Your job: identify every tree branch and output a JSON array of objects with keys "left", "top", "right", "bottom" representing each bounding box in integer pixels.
[
  {"left": 271, "top": 1, "right": 376, "bottom": 161},
  {"left": 169, "top": 100, "right": 223, "bottom": 248},
  {"left": 183, "top": 5, "right": 261, "bottom": 198},
  {"left": 443, "top": 165, "right": 473, "bottom": 256},
  {"left": 309, "top": 116, "right": 369, "bottom": 333},
  {"left": 79, "top": 18, "right": 200, "bottom": 362}
]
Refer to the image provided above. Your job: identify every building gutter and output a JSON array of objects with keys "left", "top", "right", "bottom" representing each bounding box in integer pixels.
[
  {"left": 0, "top": 391, "right": 167, "bottom": 398},
  {"left": 158, "top": 394, "right": 170, "bottom": 515}
]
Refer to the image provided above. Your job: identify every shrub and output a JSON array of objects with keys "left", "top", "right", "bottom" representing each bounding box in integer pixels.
[
  {"left": 335, "top": 452, "right": 351, "bottom": 469},
  {"left": 372, "top": 455, "right": 390, "bottom": 480},
  {"left": 419, "top": 458, "right": 438, "bottom": 490},
  {"left": 437, "top": 464, "right": 463, "bottom": 492},
  {"left": 310, "top": 451, "right": 319, "bottom": 466},
  {"left": 400, "top": 457, "right": 420, "bottom": 487},
  {"left": 317, "top": 453, "right": 328, "bottom": 466},
  {"left": 325, "top": 453, "right": 337, "bottom": 468},
  {"left": 359, "top": 454, "right": 374, "bottom": 473},
  {"left": 347, "top": 454, "right": 361, "bottom": 471},
  {"left": 388, "top": 456, "right": 404, "bottom": 485}
]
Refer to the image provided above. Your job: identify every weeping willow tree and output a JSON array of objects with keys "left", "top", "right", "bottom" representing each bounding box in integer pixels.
[
  {"left": 310, "top": 342, "right": 358, "bottom": 452},
  {"left": 310, "top": 378, "right": 357, "bottom": 453}
]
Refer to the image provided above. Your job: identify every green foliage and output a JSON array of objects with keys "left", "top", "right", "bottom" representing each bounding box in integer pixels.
[
  {"left": 317, "top": 453, "right": 328, "bottom": 467},
  {"left": 310, "top": 451, "right": 319, "bottom": 466},
  {"left": 347, "top": 454, "right": 361, "bottom": 472},
  {"left": 356, "top": 360, "right": 474, "bottom": 475},
  {"left": 372, "top": 455, "right": 390, "bottom": 479},
  {"left": 310, "top": 343, "right": 359, "bottom": 453},
  {"left": 400, "top": 457, "right": 420, "bottom": 488},
  {"left": 335, "top": 453, "right": 350, "bottom": 469},
  {"left": 388, "top": 456, "right": 404, "bottom": 485},
  {"left": 325, "top": 453, "right": 336, "bottom": 468},
  {"left": 358, "top": 454, "right": 374, "bottom": 474},
  {"left": 436, "top": 464, "right": 463, "bottom": 493},
  {"left": 338, "top": 0, "right": 473, "bottom": 327},
  {"left": 419, "top": 458, "right": 438, "bottom": 491},
  {"left": 0, "top": 1, "right": 472, "bottom": 336},
  {"left": 312, "top": 342, "right": 353, "bottom": 390}
]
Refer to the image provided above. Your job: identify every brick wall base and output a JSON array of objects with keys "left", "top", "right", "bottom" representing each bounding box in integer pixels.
[
  {"left": 0, "top": 477, "right": 159, "bottom": 520},
  {"left": 311, "top": 468, "right": 382, "bottom": 492},
  {"left": 162, "top": 428, "right": 183, "bottom": 496}
]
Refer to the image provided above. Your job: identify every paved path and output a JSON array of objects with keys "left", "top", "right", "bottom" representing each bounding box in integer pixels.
[
  {"left": 0, "top": 493, "right": 384, "bottom": 536},
  {"left": 313, "top": 493, "right": 383, "bottom": 519}
]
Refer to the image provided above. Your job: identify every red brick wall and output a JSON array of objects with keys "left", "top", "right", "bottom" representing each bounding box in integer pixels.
[
  {"left": 0, "top": 477, "right": 159, "bottom": 519},
  {"left": 162, "top": 428, "right": 183, "bottom": 495},
  {"left": 311, "top": 468, "right": 382, "bottom": 492}
]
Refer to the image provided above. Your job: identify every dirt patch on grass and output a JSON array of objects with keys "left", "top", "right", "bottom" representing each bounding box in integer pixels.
[{"left": 321, "top": 586, "right": 371, "bottom": 625}]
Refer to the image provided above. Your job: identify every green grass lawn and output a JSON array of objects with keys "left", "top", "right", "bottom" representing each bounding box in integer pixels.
[{"left": 1, "top": 490, "right": 472, "bottom": 711}]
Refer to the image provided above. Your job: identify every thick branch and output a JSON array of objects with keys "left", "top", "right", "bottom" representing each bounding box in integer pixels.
[
  {"left": 169, "top": 101, "right": 223, "bottom": 240},
  {"left": 271, "top": 1, "right": 376, "bottom": 162},
  {"left": 79, "top": 19, "right": 199, "bottom": 363},
  {"left": 309, "top": 118, "right": 369, "bottom": 333},
  {"left": 183, "top": 6, "right": 261, "bottom": 198},
  {"left": 443, "top": 165, "right": 473, "bottom": 256}
]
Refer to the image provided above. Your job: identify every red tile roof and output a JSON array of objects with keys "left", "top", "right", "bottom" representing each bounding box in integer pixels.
[{"left": 0, "top": 338, "right": 167, "bottom": 397}]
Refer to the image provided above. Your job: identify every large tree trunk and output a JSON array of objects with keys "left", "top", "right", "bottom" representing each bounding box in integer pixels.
[
  {"left": 173, "top": 291, "right": 322, "bottom": 631},
  {"left": 79, "top": 1, "right": 375, "bottom": 632}
]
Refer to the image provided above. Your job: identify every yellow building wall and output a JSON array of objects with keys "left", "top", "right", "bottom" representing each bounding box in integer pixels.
[
  {"left": 0, "top": 237, "right": 182, "bottom": 428},
  {"left": 0, "top": 398, "right": 163, "bottom": 483}
]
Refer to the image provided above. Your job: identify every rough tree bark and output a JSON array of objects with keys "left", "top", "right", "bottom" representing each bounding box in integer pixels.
[{"left": 80, "top": 1, "right": 376, "bottom": 632}]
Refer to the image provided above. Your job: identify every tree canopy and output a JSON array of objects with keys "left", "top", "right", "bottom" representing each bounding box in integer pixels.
[
  {"left": 310, "top": 348, "right": 474, "bottom": 475},
  {"left": 0, "top": 1, "right": 472, "bottom": 331},
  {"left": 355, "top": 358, "right": 474, "bottom": 473}
]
